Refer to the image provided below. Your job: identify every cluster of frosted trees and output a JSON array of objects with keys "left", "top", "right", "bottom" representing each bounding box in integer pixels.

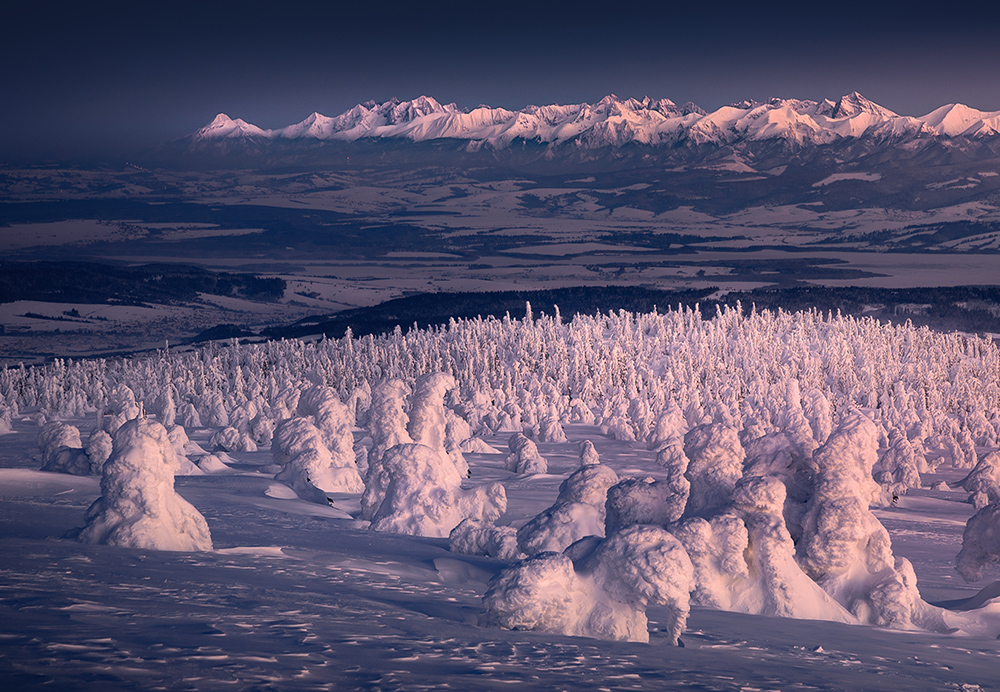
[{"left": 5, "top": 304, "right": 1000, "bottom": 641}]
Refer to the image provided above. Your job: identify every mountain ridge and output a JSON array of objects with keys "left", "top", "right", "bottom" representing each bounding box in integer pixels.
[{"left": 191, "top": 93, "right": 1000, "bottom": 152}]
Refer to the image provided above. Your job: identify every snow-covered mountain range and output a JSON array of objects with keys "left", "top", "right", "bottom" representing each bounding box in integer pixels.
[{"left": 191, "top": 93, "right": 1000, "bottom": 152}]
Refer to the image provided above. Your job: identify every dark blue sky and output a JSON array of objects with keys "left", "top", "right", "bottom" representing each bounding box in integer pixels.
[{"left": 3, "top": 0, "right": 1000, "bottom": 161}]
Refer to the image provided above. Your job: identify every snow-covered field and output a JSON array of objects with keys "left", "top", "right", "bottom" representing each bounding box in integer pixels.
[{"left": 2, "top": 307, "right": 1000, "bottom": 690}]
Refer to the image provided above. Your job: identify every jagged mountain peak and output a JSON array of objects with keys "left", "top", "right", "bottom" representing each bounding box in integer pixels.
[
  {"left": 831, "top": 91, "right": 897, "bottom": 119},
  {"left": 194, "top": 113, "right": 269, "bottom": 140}
]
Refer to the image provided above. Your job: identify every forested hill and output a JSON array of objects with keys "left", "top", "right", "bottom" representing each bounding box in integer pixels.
[{"left": 249, "top": 285, "right": 1000, "bottom": 343}]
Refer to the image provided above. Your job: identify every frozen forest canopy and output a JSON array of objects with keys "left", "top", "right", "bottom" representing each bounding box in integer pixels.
[{"left": 4, "top": 302, "right": 1000, "bottom": 651}]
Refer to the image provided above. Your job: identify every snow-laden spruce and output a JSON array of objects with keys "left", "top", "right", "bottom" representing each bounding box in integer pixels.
[
  {"left": 516, "top": 459, "right": 618, "bottom": 556},
  {"left": 73, "top": 417, "right": 213, "bottom": 551},
  {"left": 38, "top": 420, "right": 96, "bottom": 475},
  {"left": 270, "top": 387, "right": 365, "bottom": 502},
  {"left": 485, "top": 524, "right": 694, "bottom": 644},
  {"left": 368, "top": 443, "right": 506, "bottom": 538},
  {"left": 956, "top": 503, "right": 1000, "bottom": 582},
  {"left": 505, "top": 433, "right": 547, "bottom": 475},
  {"left": 7, "top": 306, "right": 999, "bottom": 466}
]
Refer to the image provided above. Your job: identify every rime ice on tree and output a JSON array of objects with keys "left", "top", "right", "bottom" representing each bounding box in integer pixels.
[{"left": 74, "top": 417, "right": 213, "bottom": 551}]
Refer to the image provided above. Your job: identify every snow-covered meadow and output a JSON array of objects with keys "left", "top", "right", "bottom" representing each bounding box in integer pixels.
[{"left": 2, "top": 304, "right": 1000, "bottom": 690}]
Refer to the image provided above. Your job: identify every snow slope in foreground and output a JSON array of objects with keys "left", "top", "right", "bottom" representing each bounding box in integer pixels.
[{"left": 0, "top": 414, "right": 997, "bottom": 692}]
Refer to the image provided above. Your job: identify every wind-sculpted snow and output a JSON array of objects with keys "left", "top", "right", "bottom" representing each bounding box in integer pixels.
[
  {"left": 682, "top": 423, "right": 745, "bottom": 518},
  {"left": 798, "top": 414, "right": 948, "bottom": 630},
  {"left": 449, "top": 518, "right": 523, "bottom": 561},
  {"left": 37, "top": 420, "right": 94, "bottom": 475},
  {"left": 959, "top": 451, "right": 1000, "bottom": 508},
  {"left": 605, "top": 475, "right": 688, "bottom": 532},
  {"left": 408, "top": 372, "right": 469, "bottom": 479},
  {"left": 874, "top": 429, "right": 923, "bottom": 498},
  {"left": 73, "top": 417, "right": 213, "bottom": 551},
  {"left": 369, "top": 443, "right": 506, "bottom": 538},
  {"left": 486, "top": 525, "right": 694, "bottom": 644}
]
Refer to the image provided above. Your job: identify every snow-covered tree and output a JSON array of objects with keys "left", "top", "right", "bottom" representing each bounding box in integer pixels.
[{"left": 74, "top": 417, "right": 212, "bottom": 551}]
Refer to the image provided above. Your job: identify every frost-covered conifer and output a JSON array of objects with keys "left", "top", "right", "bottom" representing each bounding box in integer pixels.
[
  {"left": 74, "top": 417, "right": 213, "bottom": 551},
  {"left": 485, "top": 524, "right": 694, "bottom": 644},
  {"left": 956, "top": 503, "right": 1000, "bottom": 582},
  {"left": 271, "top": 417, "right": 364, "bottom": 500},
  {"left": 647, "top": 400, "right": 687, "bottom": 451},
  {"left": 578, "top": 439, "right": 600, "bottom": 466},
  {"left": 505, "top": 433, "right": 547, "bottom": 475},
  {"left": 874, "top": 429, "right": 923, "bottom": 497},
  {"left": 369, "top": 443, "right": 506, "bottom": 538},
  {"left": 177, "top": 401, "right": 202, "bottom": 429},
  {"left": 516, "top": 463, "right": 618, "bottom": 555},
  {"left": 407, "top": 373, "right": 469, "bottom": 478},
  {"left": 682, "top": 423, "right": 745, "bottom": 518},
  {"left": 534, "top": 404, "right": 567, "bottom": 443},
  {"left": 449, "top": 518, "right": 522, "bottom": 561},
  {"left": 85, "top": 429, "right": 113, "bottom": 471},
  {"left": 670, "top": 514, "right": 749, "bottom": 610},
  {"left": 959, "top": 451, "right": 1000, "bottom": 506},
  {"left": 798, "top": 413, "right": 946, "bottom": 630},
  {"left": 605, "top": 475, "right": 688, "bottom": 532},
  {"left": 38, "top": 420, "right": 95, "bottom": 475}
]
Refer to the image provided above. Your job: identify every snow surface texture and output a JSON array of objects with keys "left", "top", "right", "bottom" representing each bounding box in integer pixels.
[{"left": 73, "top": 417, "right": 213, "bottom": 551}]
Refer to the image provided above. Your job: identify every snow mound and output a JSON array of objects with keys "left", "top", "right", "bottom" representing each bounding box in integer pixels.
[
  {"left": 517, "top": 462, "right": 619, "bottom": 555},
  {"left": 799, "top": 413, "right": 946, "bottom": 630},
  {"left": 605, "top": 475, "right": 688, "bottom": 532},
  {"left": 960, "top": 452, "right": 1000, "bottom": 506},
  {"left": 38, "top": 421, "right": 96, "bottom": 476},
  {"left": 272, "top": 417, "right": 364, "bottom": 501},
  {"left": 683, "top": 423, "right": 745, "bottom": 517},
  {"left": 407, "top": 372, "right": 469, "bottom": 479}
]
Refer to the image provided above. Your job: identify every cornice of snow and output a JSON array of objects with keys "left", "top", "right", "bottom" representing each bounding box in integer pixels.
[{"left": 189, "top": 94, "right": 1000, "bottom": 151}]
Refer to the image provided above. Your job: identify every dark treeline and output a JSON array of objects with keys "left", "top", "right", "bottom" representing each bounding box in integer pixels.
[{"left": 0, "top": 261, "right": 286, "bottom": 305}]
